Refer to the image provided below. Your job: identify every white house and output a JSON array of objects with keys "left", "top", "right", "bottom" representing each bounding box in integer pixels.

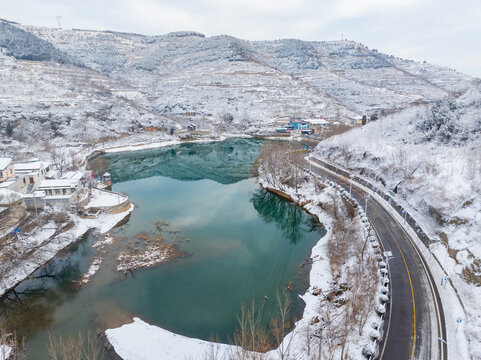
[
  {"left": 0, "top": 179, "right": 17, "bottom": 191},
  {"left": 0, "top": 188, "right": 27, "bottom": 230},
  {"left": 0, "top": 188, "right": 25, "bottom": 206},
  {"left": 0, "top": 158, "right": 15, "bottom": 182},
  {"left": 24, "top": 190, "right": 47, "bottom": 210},
  {"left": 37, "top": 179, "right": 81, "bottom": 204},
  {"left": 13, "top": 160, "right": 55, "bottom": 194}
]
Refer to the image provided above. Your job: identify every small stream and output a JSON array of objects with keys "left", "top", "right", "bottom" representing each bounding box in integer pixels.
[{"left": 0, "top": 138, "right": 325, "bottom": 359}]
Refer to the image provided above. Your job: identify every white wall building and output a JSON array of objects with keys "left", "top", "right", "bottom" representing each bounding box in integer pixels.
[
  {"left": 13, "top": 160, "right": 55, "bottom": 194},
  {"left": 0, "top": 158, "right": 15, "bottom": 182},
  {"left": 37, "top": 179, "right": 81, "bottom": 204}
]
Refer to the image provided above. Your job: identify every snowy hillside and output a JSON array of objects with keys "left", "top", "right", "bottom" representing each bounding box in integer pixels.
[
  {"left": 0, "top": 19, "right": 476, "bottom": 154},
  {"left": 0, "top": 20, "right": 79, "bottom": 65},
  {"left": 23, "top": 25, "right": 473, "bottom": 117},
  {"left": 314, "top": 85, "right": 481, "bottom": 357}
]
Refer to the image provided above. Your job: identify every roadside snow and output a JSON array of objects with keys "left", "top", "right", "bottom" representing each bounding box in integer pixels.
[
  {"left": 313, "top": 98, "right": 481, "bottom": 359},
  {"left": 307, "top": 158, "right": 471, "bottom": 360}
]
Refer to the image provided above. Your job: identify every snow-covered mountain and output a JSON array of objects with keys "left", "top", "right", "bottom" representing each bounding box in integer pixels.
[{"left": 0, "top": 19, "right": 476, "bottom": 150}]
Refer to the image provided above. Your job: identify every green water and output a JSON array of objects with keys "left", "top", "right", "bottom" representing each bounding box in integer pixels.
[{"left": 0, "top": 138, "right": 325, "bottom": 358}]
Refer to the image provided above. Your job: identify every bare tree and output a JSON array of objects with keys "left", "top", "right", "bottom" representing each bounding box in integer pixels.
[
  {"left": 50, "top": 146, "right": 69, "bottom": 178},
  {"left": 256, "top": 142, "right": 307, "bottom": 193},
  {"left": 272, "top": 291, "right": 293, "bottom": 360},
  {"left": 0, "top": 328, "right": 25, "bottom": 360},
  {"left": 89, "top": 157, "right": 110, "bottom": 177},
  {"left": 231, "top": 299, "right": 273, "bottom": 360},
  {"left": 0, "top": 208, "right": 73, "bottom": 280}
]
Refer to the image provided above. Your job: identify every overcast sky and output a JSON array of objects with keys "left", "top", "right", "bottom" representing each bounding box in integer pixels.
[{"left": 1, "top": 0, "right": 480, "bottom": 77}]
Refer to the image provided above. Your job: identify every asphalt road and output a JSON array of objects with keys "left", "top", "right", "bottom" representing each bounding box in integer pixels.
[{"left": 303, "top": 156, "right": 447, "bottom": 360}]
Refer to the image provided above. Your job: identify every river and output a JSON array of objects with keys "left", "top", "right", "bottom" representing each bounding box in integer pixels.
[{"left": 0, "top": 138, "right": 325, "bottom": 358}]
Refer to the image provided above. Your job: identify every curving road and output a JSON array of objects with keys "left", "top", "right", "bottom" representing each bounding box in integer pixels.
[{"left": 303, "top": 156, "right": 447, "bottom": 360}]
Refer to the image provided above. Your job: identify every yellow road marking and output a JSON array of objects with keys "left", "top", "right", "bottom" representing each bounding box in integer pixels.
[
  {"left": 395, "top": 215, "right": 445, "bottom": 360},
  {"left": 377, "top": 210, "right": 417, "bottom": 360},
  {"left": 328, "top": 170, "right": 417, "bottom": 358},
  {"left": 310, "top": 161, "right": 444, "bottom": 360},
  {"left": 371, "top": 222, "right": 393, "bottom": 360},
  {"left": 326, "top": 168, "right": 417, "bottom": 358}
]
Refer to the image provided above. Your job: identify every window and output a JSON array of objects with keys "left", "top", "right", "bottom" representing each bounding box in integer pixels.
[
  {"left": 23, "top": 178, "right": 26, "bottom": 184},
  {"left": 30, "top": 177, "right": 34, "bottom": 184},
  {"left": 63, "top": 189, "right": 66, "bottom": 195},
  {"left": 0, "top": 171, "right": 3, "bottom": 178},
  {"left": 55, "top": 189, "right": 60, "bottom": 195}
]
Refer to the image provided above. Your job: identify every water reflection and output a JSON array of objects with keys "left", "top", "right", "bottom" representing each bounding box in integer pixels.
[
  {"left": 0, "top": 234, "right": 92, "bottom": 339},
  {"left": 0, "top": 139, "right": 326, "bottom": 359},
  {"left": 250, "top": 189, "right": 319, "bottom": 244},
  {"left": 103, "top": 138, "right": 263, "bottom": 185}
]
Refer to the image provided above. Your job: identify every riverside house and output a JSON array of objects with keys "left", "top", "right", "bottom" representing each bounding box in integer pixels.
[
  {"left": 37, "top": 178, "right": 81, "bottom": 204},
  {"left": 0, "top": 158, "right": 15, "bottom": 183}
]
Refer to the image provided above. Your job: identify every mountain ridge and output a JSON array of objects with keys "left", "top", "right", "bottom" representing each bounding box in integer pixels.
[{"left": 0, "top": 20, "right": 476, "bottom": 148}]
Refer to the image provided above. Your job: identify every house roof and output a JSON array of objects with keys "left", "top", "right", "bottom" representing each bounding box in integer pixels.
[
  {"left": 103, "top": 172, "right": 111, "bottom": 177},
  {"left": 0, "top": 180, "right": 16, "bottom": 189},
  {"left": 0, "top": 158, "right": 13, "bottom": 171},
  {"left": 0, "top": 189, "right": 25, "bottom": 204},
  {"left": 14, "top": 161, "right": 50, "bottom": 172},
  {"left": 307, "top": 119, "right": 329, "bottom": 125},
  {"left": 63, "top": 171, "right": 85, "bottom": 180},
  {"left": 38, "top": 179, "right": 78, "bottom": 189},
  {"left": 25, "top": 190, "right": 46, "bottom": 198}
]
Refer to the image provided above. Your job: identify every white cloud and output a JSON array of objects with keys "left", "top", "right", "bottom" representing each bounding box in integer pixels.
[
  {"left": 120, "top": 1, "right": 203, "bottom": 33},
  {"left": 333, "top": 0, "right": 421, "bottom": 18}
]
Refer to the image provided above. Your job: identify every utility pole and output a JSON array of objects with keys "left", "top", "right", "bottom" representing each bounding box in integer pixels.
[
  {"left": 364, "top": 194, "right": 370, "bottom": 214},
  {"left": 56, "top": 16, "right": 62, "bottom": 29},
  {"left": 349, "top": 174, "right": 354, "bottom": 197},
  {"left": 317, "top": 327, "right": 322, "bottom": 360},
  {"left": 33, "top": 192, "right": 38, "bottom": 217}
]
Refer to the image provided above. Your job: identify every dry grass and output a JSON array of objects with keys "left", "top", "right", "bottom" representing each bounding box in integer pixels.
[
  {"left": 47, "top": 331, "right": 104, "bottom": 360},
  {"left": 462, "top": 258, "right": 481, "bottom": 287},
  {"left": 0, "top": 328, "right": 25, "bottom": 360}
]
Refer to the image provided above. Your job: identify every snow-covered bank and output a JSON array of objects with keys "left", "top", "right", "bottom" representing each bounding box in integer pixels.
[
  {"left": 106, "top": 317, "right": 236, "bottom": 360},
  {"left": 0, "top": 345, "right": 11, "bottom": 360},
  {"left": 0, "top": 200, "right": 134, "bottom": 298},
  {"left": 105, "top": 166, "right": 384, "bottom": 360},
  {"left": 307, "top": 157, "right": 471, "bottom": 360}
]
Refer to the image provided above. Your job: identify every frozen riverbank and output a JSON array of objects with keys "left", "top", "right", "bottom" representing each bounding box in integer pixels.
[
  {"left": 105, "top": 165, "right": 381, "bottom": 359},
  {"left": 0, "top": 194, "right": 134, "bottom": 298}
]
